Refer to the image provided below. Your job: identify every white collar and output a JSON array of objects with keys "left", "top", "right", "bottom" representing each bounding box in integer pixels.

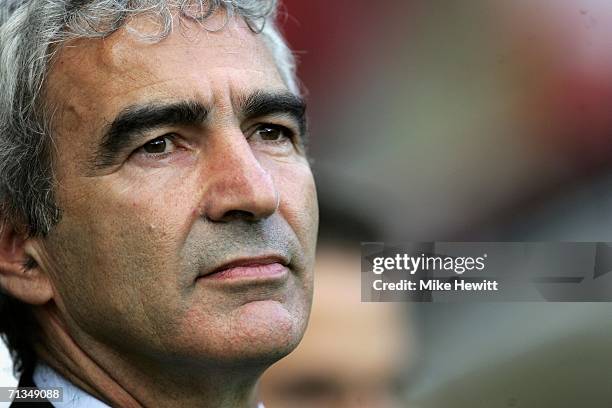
[
  {"left": 33, "top": 362, "right": 265, "bottom": 408},
  {"left": 33, "top": 362, "right": 110, "bottom": 407}
]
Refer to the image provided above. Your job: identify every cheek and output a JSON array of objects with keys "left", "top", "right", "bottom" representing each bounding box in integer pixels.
[
  {"left": 272, "top": 160, "right": 319, "bottom": 260},
  {"left": 63, "top": 167, "right": 200, "bottom": 247},
  {"left": 45, "top": 172, "right": 200, "bottom": 330}
]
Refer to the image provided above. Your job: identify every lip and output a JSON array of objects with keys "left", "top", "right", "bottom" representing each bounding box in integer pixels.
[{"left": 197, "top": 255, "right": 290, "bottom": 282}]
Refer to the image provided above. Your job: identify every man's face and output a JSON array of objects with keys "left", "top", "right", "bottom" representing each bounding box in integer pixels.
[{"left": 35, "top": 13, "right": 318, "bottom": 370}]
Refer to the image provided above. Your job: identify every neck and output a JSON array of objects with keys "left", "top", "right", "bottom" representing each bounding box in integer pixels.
[{"left": 33, "top": 304, "right": 263, "bottom": 408}]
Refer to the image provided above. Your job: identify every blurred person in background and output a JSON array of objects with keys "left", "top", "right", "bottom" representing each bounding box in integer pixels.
[{"left": 259, "top": 204, "right": 416, "bottom": 408}]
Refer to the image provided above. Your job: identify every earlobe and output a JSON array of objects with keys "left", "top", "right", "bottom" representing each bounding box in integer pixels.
[{"left": 0, "top": 225, "right": 53, "bottom": 305}]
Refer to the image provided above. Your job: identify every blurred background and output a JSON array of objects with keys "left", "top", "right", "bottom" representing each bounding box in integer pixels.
[
  {"left": 4, "top": 0, "right": 612, "bottom": 406},
  {"left": 262, "top": 0, "right": 612, "bottom": 407}
]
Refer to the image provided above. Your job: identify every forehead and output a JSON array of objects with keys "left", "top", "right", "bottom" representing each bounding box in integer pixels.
[{"left": 45, "top": 13, "right": 286, "bottom": 137}]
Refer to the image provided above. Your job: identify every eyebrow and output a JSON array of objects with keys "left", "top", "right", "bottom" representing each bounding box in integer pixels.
[
  {"left": 94, "top": 100, "right": 208, "bottom": 169},
  {"left": 91, "top": 91, "right": 307, "bottom": 170},
  {"left": 238, "top": 90, "right": 307, "bottom": 137}
]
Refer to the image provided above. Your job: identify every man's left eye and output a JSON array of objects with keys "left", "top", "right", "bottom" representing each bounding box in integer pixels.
[{"left": 253, "top": 124, "right": 293, "bottom": 142}]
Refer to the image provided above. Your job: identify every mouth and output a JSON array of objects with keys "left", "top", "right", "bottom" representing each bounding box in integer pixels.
[{"left": 197, "top": 255, "right": 290, "bottom": 283}]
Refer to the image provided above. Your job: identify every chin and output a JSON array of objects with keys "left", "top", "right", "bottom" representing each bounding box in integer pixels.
[
  {"left": 227, "top": 299, "right": 307, "bottom": 362},
  {"left": 172, "top": 299, "right": 309, "bottom": 369},
  {"left": 237, "top": 300, "right": 306, "bottom": 355}
]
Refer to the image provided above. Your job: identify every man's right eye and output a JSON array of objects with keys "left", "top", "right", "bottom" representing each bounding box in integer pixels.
[
  {"left": 138, "top": 134, "right": 178, "bottom": 156},
  {"left": 144, "top": 137, "right": 168, "bottom": 153}
]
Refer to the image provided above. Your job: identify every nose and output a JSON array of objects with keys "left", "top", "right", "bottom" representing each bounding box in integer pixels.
[{"left": 201, "top": 130, "right": 279, "bottom": 222}]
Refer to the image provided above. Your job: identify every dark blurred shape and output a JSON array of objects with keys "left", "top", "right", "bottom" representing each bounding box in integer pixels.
[
  {"left": 317, "top": 199, "right": 382, "bottom": 245},
  {"left": 259, "top": 204, "right": 414, "bottom": 407},
  {"left": 259, "top": 244, "right": 414, "bottom": 408}
]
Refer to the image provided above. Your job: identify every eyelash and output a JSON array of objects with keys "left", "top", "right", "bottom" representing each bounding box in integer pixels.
[
  {"left": 136, "top": 133, "right": 180, "bottom": 159},
  {"left": 133, "top": 123, "right": 298, "bottom": 160},
  {"left": 249, "top": 123, "right": 297, "bottom": 144}
]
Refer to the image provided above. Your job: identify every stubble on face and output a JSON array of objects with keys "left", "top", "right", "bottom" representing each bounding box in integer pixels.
[{"left": 34, "top": 11, "right": 318, "bottom": 380}]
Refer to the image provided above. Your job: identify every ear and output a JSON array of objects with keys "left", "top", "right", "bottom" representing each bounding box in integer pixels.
[{"left": 0, "top": 224, "right": 53, "bottom": 305}]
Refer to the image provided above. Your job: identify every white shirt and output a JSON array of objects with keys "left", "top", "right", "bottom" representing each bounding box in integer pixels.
[
  {"left": 33, "top": 363, "right": 109, "bottom": 408},
  {"left": 33, "top": 363, "right": 265, "bottom": 408}
]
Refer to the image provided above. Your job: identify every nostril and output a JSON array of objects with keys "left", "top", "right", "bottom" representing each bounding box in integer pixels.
[{"left": 217, "top": 210, "right": 256, "bottom": 222}]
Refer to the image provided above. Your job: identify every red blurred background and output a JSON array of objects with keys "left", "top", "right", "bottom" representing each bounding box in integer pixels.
[{"left": 271, "top": 1, "right": 612, "bottom": 407}]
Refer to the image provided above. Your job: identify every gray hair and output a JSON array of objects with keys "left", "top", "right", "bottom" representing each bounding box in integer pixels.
[{"left": 0, "top": 0, "right": 298, "bottom": 237}]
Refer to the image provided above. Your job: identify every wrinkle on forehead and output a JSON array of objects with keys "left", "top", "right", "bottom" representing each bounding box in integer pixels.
[
  {"left": 99, "top": 13, "right": 273, "bottom": 76},
  {"left": 43, "top": 11, "right": 287, "bottom": 183},
  {"left": 45, "top": 11, "right": 282, "bottom": 127}
]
